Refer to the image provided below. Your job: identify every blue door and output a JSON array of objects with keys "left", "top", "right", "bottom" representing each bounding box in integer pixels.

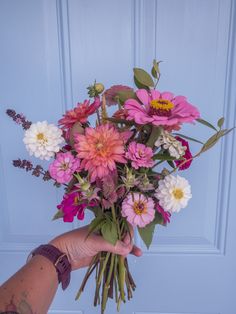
[{"left": 1, "top": 1, "right": 236, "bottom": 313}]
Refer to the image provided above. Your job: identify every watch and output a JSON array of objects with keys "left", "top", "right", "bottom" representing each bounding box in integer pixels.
[{"left": 27, "top": 244, "right": 71, "bottom": 290}]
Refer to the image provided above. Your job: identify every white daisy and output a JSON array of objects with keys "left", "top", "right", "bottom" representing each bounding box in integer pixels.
[
  {"left": 23, "top": 121, "right": 64, "bottom": 160},
  {"left": 154, "top": 130, "right": 186, "bottom": 159},
  {"left": 155, "top": 174, "right": 192, "bottom": 213}
]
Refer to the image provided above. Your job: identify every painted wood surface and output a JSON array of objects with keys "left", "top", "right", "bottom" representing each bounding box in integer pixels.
[{"left": 0, "top": 1, "right": 236, "bottom": 313}]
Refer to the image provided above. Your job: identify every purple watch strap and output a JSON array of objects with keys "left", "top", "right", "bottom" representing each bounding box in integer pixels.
[{"left": 31, "top": 244, "right": 71, "bottom": 290}]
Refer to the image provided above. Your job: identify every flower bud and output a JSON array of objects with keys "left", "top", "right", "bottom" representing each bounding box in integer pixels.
[{"left": 94, "top": 83, "right": 105, "bottom": 94}]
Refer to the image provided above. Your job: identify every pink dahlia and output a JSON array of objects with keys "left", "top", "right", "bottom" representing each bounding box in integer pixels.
[
  {"left": 57, "top": 191, "right": 86, "bottom": 222},
  {"left": 104, "top": 85, "right": 133, "bottom": 106},
  {"left": 58, "top": 97, "right": 100, "bottom": 131},
  {"left": 126, "top": 141, "right": 154, "bottom": 169},
  {"left": 124, "top": 89, "right": 200, "bottom": 126},
  {"left": 156, "top": 203, "right": 171, "bottom": 224},
  {"left": 49, "top": 152, "right": 80, "bottom": 184},
  {"left": 174, "top": 136, "right": 193, "bottom": 170},
  {"left": 121, "top": 193, "right": 155, "bottom": 228},
  {"left": 74, "top": 123, "right": 132, "bottom": 182}
]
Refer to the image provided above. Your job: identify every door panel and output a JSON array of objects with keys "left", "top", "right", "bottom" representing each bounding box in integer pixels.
[{"left": 0, "top": 1, "right": 235, "bottom": 313}]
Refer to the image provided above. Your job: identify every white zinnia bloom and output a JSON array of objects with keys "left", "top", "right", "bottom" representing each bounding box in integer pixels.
[
  {"left": 23, "top": 121, "right": 64, "bottom": 160},
  {"left": 155, "top": 174, "right": 192, "bottom": 213},
  {"left": 155, "top": 130, "right": 186, "bottom": 159}
]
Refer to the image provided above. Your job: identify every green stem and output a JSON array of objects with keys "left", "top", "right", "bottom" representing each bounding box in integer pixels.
[
  {"left": 101, "top": 254, "right": 115, "bottom": 312},
  {"left": 118, "top": 255, "right": 126, "bottom": 302},
  {"left": 75, "top": 255, "right": 98, "bottom": 300},
  {"left": 114, "top": 255, "right": 118, "bottom": 303},
  {"left": 98, "top": 252, "right": 111, "bottom": 286}
]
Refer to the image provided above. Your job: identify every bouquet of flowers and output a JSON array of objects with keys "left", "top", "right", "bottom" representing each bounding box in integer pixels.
[{"left": 6, "top": 60, "right": 233, "bottom": 313}]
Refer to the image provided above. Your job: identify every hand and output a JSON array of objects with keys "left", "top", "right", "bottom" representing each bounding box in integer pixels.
[{"left": 50, "top": 225, "right": 142, "bottom": 270}]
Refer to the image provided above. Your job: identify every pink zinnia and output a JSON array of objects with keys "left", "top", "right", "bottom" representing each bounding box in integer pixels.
[
  {"left": 126, "top": 141, "right": 154, "bottom": 169},
  {"left": 156, "top": 203, "right": 171, "bottom": 224},
  {"left": 121, "top": 193, "right": 155, "bottom": 228},
  {"left": 58, "top": 97, "right": 100, "bottom": 131},
  {"left": 49, "top": 152, "right": 80, "bottom": 184},
  {"left": 174, "top": 136, "right": 193, "bottom": 170},
  {"left": 124, "top": 89, "right": 200, "bottom": 126},
  {"left": 57, "top": 191, "right": 86, "bottom": 222},
  {"left": 74, "top": 123, "right": 132, "bottom": 182}
]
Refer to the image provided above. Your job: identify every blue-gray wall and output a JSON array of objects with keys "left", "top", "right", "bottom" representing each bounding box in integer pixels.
[{"left": 0, "top": 1, "right": 236, "bottom": 313}]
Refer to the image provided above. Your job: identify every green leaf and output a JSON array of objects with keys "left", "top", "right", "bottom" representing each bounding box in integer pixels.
[
  {"left": 222, "top": 127, "right": 235, "bottom": 136},
  {"left": 154, "top": 211, "right": 165, "bottom": 225},
  {"left": 87, "top": 216, "right": 106, "bottom": 238},
  {"left": 101, "top": 221, "right": 118, "bottom": 246},
  {"left": 153, "top": 153, "right": 176, "bottom": 161},
  {"left": 133, "top": 76, "right": 149, "bottom": 90},
  {"left": 138, "top": 220, "right": 156, "bottom": 249},
  {"left": 167, "top": 160, "right": 175, "bottom": 168},
  {"left": 52, "top": 210, "right": 64, "bottom": 221},
  {"left": 197, "top": 118, "right": 217, "bottom": 131},
  {"left": 146, "top": 126, "right": 162, "bottom": 147},
  {"left": 116, "top": 90, "right": 136, "bottom": 103},
  {"left": 173, "top": 133, "right": 204, "bottom": 144},
  {"left": 133, "top": 68, "right": 154, "bottom": 87},
  {"left": 200, "top": 130, "right": 227, "bottom": 153},
  {"left": 217, "top": 117, "right": 225, "bottom": 129}
]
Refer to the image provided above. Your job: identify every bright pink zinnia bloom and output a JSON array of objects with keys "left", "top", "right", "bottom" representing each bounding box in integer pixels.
[
  {"left": 174, "top": 136, "right": 193, "bottom": 170},
  {"left": 74, "top": 124, "right": 132, "bottom": 182},
  {"left": 156, "top": 203, "right": 171, "bottom": 224},
  {"left": 126, "top": 141, "right": 154, "bottom": 169},
  {"left": 49, "top": 152, "right": 80, "bottom": 184},
  {"left": 57, "top": 191, "right": 86, "bottom": 222},
  {"left": 124, "top": 89, "right": 200, "bottom": 126},
  {"left": 58, "top": 97, "right": 100, "bottom": 131},
  {"left": 121, "top": 193, "right": 155, "bottom": 228}
]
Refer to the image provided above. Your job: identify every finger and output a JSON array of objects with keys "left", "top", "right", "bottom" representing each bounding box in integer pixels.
[
  {"left": 122, "top": 223, "right": 134, "bottom": 245},
  {"left": 130, "top": 245, "right": 143, "bottom": 257},
  {"left": 102, "top": 239, "right": 133, "bottom": 256}
]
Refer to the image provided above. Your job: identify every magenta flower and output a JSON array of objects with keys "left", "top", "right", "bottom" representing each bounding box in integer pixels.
[
  {"left": 121, "top": 193, "right": 155, "bottom": 228},
  {"left": 174, "top": 136, "right": 193, "bottom": 170},
  {"left": 125, "top": 141, "right": 154, "bottom": 169},
  {"left": 49, "top": 152, "right": 80, "bottom": 184},
  {"left": 57, "top": 191, "right": 86, "bottom": 222},
  {"left": 124, "top": 89, "right": 200, "bottom": 126},
  {"left": 156, "top": 203, "right": 171, "bottom": 224}
]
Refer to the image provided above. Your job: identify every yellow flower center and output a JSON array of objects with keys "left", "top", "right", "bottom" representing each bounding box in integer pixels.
[
  {"left": 96, "top": 142, "right": 104, "bottom": 150},
  {"left": 150, "top": 99, "right": 174, "bottom": 111},
  {"left": 95, "top": 139, "right": 109, "bottom": 158},
  {"left": 133, "top": 201, "right": 147, "bottom": 215},
  {"left": 37, "top": 132, "right": 47, "bottom": 142},
  {"left": 172, "top": 188, "right": 184, "bottom": 200}
]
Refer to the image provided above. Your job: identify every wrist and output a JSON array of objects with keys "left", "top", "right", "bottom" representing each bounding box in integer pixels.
[{"left": 28, "top": 244, "right": 71, "bottom": 290}]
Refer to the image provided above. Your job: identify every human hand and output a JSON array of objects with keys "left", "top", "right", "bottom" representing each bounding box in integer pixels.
[{"left": 50, "top": 225, "right": 142, "bottom": 270}]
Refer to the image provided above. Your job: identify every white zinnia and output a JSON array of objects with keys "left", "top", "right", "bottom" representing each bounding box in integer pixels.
[
  {"left": 155, "top": 130, "right": 186, "bottom": 159},
  {"left": 155, "top": 174, "right": 192, "bottom": 213},
  {"left": 23, "top": 121, "right": 64, "bottom": 160}
]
